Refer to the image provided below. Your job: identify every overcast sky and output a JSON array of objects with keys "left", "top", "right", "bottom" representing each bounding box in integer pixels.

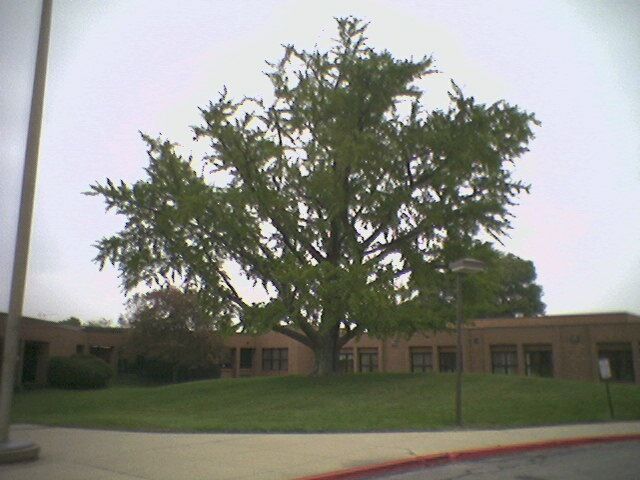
[{"left": 1, "top": 0, "right": 639, "bottom": 322}]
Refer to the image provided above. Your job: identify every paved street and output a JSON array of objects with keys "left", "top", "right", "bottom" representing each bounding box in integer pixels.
[
  {"left": 380, "top": 441, "right": 640, "bottom": 480},
  {"left": 1, "top": 423, "right": 640, "bottom": 479}
]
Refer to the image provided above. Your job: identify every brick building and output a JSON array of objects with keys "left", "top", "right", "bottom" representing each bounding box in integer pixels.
[
  {"left": 0, "top": 314, "right": 129, "bottom": 386},
  {"left": 2, "top": 311, "right": 639, "bottom": 386}
]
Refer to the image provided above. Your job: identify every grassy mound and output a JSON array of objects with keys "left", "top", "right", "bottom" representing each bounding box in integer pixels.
[{"left": 12, "top": 373, "right": 640, "bottom": 432}]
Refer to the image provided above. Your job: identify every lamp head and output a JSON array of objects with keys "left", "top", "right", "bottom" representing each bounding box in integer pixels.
[{"left": 449, "top": 257, "right": 486, "bottom": 273}]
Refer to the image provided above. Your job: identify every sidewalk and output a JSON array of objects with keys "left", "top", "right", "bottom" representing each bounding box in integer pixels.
[{"left": 1, "top": 422, "right": 639, "bottom": 480}]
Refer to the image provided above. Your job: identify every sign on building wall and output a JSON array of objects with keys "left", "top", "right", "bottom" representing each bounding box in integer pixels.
[{"left": 598, "top": 358, "right": 612, "bottom": 380}]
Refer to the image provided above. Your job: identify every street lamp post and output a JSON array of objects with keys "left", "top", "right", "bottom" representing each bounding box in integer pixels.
[{"left": 449, "top": 257, "right": 485, "bottom": 427}]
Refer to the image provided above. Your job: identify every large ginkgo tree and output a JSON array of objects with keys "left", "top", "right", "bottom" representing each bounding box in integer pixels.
[{"left": 89, "top": 17, "right": 540, "bottom": 375}]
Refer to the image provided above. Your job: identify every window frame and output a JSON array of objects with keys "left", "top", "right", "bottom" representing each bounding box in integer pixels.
[
  {"left": 597, "top": 343, "right": 635, "bottom": 382},
  {"left": 438, "top": 347, "right": 457, "bottom": 373},
  {"left": 491, "top": 345, "right": 518, "bottom": 375},
  {"left": 410, "top": 347, "right": 433, "bottom": 373},
  {"left": 239, "top": 348, "right": 255, "bottom": 369},
  {"left": 262, "top": 348, "right": 288, "bottom": 372},
  {"left": 524, "top": 344, "right": 553, "bottom": 377},
  {"left": 339, "top": 349, "right": 354, "bottom": 373},
  {"left": 220, "top": 347, "right": 236, "bottom": 369},
  {"left": 358, "top": 349, "right": 379, "bottom": 373}
]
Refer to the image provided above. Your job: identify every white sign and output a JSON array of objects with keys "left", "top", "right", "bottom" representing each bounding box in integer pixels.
[{"left": 599, "top": 358, "right": 612, "bottom": 380}]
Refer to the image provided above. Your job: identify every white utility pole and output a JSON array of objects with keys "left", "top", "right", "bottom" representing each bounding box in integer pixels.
[{"left": 0, "top": 0, "right": 52, "bottom": 463}]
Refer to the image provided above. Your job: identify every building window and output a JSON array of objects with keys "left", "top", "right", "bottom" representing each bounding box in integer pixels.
[
  {"left": 339, "top": 349, "right": 354, "bottom": 373},
  {"left": 491, "top": 345, "right": 518, "bottom": 374},
  {"left": 22, "top": 341, "right": 44, "bottom": 383},
  {"left": 89, "top": 345, "right": 113, "bottom": 364},
  {"left": 438, "top": 347, "right": 457, "bottom": 373},
  {"left": 76, "top": 344, "right": 84, "bottom": 354},
  {"left": 262, "top": 348, "right": 288, "bottom": 371},
  {"left": 117, "top": 358, "right": 129, "bottom": 373},
  {"left": 359, "top": 349, "right": 378, "bottom": 372},
  {"left": 598, "top": 343, "right": 635, "bottom": 382},
  {"left": 240, "top": 348, "right": 254, "bottom": 369},
  {"left": 220, "top": 347, "right": 235, "bottom": 369},
  {"left": 410, "top": 347, "right": 433, "bottom": 373},
  {"left": 524, "top": 345, "right": 553, "bottom": 377}
]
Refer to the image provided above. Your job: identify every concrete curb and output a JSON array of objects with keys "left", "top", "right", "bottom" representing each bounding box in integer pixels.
[{"left": 295, "top": 434, "right": 640, "bottom": 480}]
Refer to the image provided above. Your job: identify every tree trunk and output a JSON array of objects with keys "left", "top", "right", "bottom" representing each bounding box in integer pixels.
[
  {"left": 313, "top": 325, "right": 341, "bottom": 376},
  {"left": 313, "top": 340, "right": 340, "bottom": 376}
]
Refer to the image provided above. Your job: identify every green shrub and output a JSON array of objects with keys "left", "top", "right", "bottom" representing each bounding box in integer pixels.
[
  {"left": 138, "top": 357, "right": 221, "bottom": 383},
  {"left": 48, "top": 354, "right": 113, "bottom": 389}
]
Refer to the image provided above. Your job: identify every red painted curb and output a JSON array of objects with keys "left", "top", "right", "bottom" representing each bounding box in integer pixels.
[{"left": 295, "top": 433, "right": 640, "bottom": 480}]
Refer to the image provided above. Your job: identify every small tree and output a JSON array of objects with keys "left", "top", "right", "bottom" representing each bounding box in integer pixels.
[
  {"left": 89, "top": 17, "right": 539, "bottom": 375},
  {"left": 84, "top": 318, "right": 114, "bottom": 328},
  {"left": 475, "top": 251, "right": 545, "bottom": 318},
  {"left": 59, "top": 316, "right": 82, "bottom": 327},
  {"left": 444, "top": 244, "right": 545, "bottom": 319},
  {"left": 125, "top": 287, "right": 223, "bottom": 382}
]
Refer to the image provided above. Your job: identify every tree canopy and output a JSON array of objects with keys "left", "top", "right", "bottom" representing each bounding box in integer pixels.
[
  {"left": 482, "top": 251, "right": 545, "bottom": 318},
  {"left": 460, "top": 248, "right": 545, "bottom": 319},
  {"left": 89, "top": 17, "right": 541, "bottom": 374},
  {"left": 59, "top": 316, "right": 82, "bottom": 327}
]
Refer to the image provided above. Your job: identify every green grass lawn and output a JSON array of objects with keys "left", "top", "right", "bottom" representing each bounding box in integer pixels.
[{"left": 12, "top": 373, "right": 640, "bottom": 432}]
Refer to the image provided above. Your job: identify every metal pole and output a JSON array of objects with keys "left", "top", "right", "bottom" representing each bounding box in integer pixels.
[
  {"left": 605, "top": 380, "right": 615, "bottom": 419},
  {"left": 0, "top": 0, "right": 52, "bottom": 445},
  {"left": 455, "top": 272, "right": 463, "bottom": 427}
]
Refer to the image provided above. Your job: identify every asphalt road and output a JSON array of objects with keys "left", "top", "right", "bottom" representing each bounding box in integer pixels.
[{"left": 379, "top": 441, "right": 640, "bottom": 480}]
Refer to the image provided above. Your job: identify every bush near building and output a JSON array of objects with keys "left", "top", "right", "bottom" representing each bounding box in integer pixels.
[
  {"left": 136, "top": 356, "right": 221, "bottom": 383},
  {"left": 47, "top": 354, "right": 113, "bottom": 389}
]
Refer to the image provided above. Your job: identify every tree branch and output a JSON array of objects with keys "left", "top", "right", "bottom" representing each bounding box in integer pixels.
[
  {"left": 364, "top": 219, "right": 432, "bottom": 260},
  {"left": 272, "top": 324, "right": 315, "bottom": 348},
  {"left": 338, "top": 324, "right": 363, "bottom": 348}
]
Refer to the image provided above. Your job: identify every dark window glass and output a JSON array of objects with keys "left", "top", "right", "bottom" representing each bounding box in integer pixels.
[
  {"left": 89, "top": 345, "right": 113, "bottom": 364},
  {"left": 117, "top": 358, "right": 129, "bottom": 373},
  {"left": 359, "top": 350, "right": 378, "bottom": 373},
  {"left": 240, "top": 348, "right": 254, "bottom": 369},
  {"left": 76, "top": 344, "right": 84, "bottom": 354},
  {"left": 262, "top": 348, "right": 288, "bottom": 371},
  {"left": 22, "top": 342, "right": 40, "bottom": 383},
  {"left": 339, "top": 350, "right": 354, "bottom": 373},
  {"left": 525, "top": 346, "right": 553, "bottom": 377},
  {"left": 598, "top": 343, "right": 635, "bottom": 382},
  {"left": 410, "top": 347, "right": 433, "bottom": 373},
  {"left": 220, "top": 347, "right": 235, "bottom": 369},
  {"left": 491, "top": 346, "right": 518, "bottom": 374},
  {"left": 438, "top": 348, "right": 457, "bottom": 373}
]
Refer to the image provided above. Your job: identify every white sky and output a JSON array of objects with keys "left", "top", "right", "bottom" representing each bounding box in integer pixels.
[{"left": 1, "top": 0, "right": 639, "bottom": 322}]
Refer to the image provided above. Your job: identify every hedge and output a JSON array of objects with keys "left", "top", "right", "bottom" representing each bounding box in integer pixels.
[{"left": 48, "top": 354, "right": 113, "bottom": 389}]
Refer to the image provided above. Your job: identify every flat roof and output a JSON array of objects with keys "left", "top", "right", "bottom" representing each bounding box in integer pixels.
[
  {"left": 0, "top": 313, "right": 127, "bottom": 333},
  {"left": 468, "top": 312, "right": 640, "bottom": 329}
]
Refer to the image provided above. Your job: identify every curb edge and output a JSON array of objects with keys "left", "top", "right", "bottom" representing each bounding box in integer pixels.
[{"left": 295, "top": 433, "right": 640, "bottom": 480}]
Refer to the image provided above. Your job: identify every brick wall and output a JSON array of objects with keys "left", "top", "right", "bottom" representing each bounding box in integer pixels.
[{"left": 2, "top": 311, "right": 639, "bottom": 385}]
